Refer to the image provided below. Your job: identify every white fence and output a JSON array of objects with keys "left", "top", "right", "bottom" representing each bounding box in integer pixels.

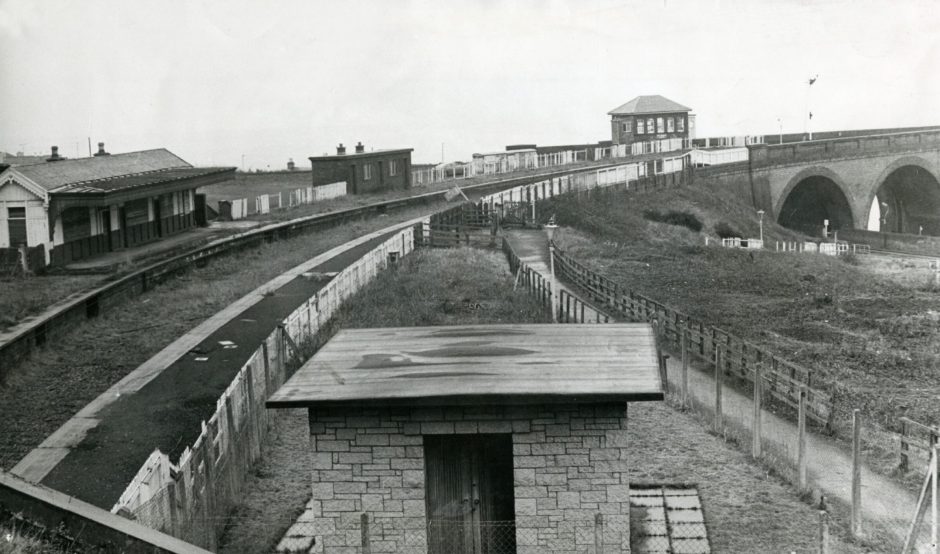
[
  {"left": 412, "top": 137, "right": 695, "bottom": 188},
  {"left": 690, "top": 147, "right": 749, "bottom": 166},
  {"left": 223, "top": 181, "right": 347, "bottom": 220},
  {"left": 696, "top": 136, "right": 765, "bottom": 148},
  {"left": 769, "top": 240, "right": 871, "bottom": 256},
  {"left": 111, "top": 224, "right": 418, "bottom": 549}
]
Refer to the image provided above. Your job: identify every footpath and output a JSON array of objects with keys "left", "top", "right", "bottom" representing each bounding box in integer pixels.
[
  {"left": 511, "top": 230, "right": 926, "bottom": 549},
  {"left": 503, "top": 229, "right": 610, "bottom": 323},
  {"left": 12, "top": 221, "right": 421, "bottom": 509}
]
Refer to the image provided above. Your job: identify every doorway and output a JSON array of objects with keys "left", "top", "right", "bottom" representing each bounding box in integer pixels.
[{"left": 424, "top": 434, "right": 516, "bottom": 554}]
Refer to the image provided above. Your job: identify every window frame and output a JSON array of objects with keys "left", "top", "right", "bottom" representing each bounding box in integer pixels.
[
  {"left": 678, "top": 116, "right": 686, "bottom": 132},
  {"left": 363, "top": 163, "right": 373, "bottom": 180},
  {"left": 657, "top": 117, "right": 665, "bottom": 134},
  {"left": 637, "top": 119, "right": 645, "bottom": 134},
  {"left": 389, "top": 159, "right": 399, "bottom": 177},
  {"left": 667, "top": 117, "right": 675, "bottom": 133}
]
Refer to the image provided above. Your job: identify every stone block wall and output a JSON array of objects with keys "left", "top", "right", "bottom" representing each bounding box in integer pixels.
[{"left": 305, "top": 402, "right": 631, "bottom": 553}]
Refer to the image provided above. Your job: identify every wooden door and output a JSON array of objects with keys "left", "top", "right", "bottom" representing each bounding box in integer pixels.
[{"left": 424, "top": 434, "right": 516, "bottom": 554}]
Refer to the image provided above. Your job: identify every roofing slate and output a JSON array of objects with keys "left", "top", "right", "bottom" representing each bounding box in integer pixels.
[
  {"left": 608, "top": 95, "right": 692, "bottom": 115},
  {"left": 11, "top": 149, "right": 191, "bottom": 191}
]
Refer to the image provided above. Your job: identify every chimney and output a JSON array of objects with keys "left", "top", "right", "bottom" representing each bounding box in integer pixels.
[
  {"left": 336, "top": 143, "right": 346, "bottom": 155},
  {"left": 46, "top": 146, "right": 62, "bottom": 162},
  {"left": 287, "top": 158, "right": 295, "bottom": 171},
  {"left": 94, "top": 142, "right": 110, "bottom": 156},
  {"left": 355, "top": 142, "right": 365, "bottom": 154}
]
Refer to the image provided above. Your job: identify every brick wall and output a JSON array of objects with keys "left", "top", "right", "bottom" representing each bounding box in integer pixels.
[{"left": 305, "top": 402, "right": 631, "bottom": 553}]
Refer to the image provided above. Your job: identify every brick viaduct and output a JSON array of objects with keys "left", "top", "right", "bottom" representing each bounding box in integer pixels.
[{"left": 697, "top": 128, "right": 940, "bottom": 235}]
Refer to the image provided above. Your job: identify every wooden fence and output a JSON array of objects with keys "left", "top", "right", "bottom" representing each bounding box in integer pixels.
[
  {"left": 220, "top": 181, "right": 348, "bottom": 220},
  {"left": 550, "top": 244, "right": 834, "bottom": 428},
  {"left": 111, "top": 226, "right": 417, "bottom": 550}
]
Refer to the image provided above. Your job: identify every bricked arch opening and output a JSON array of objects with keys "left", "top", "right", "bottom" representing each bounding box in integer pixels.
[
  {"left": 870, "top": 165, "right": 940, "bottom": 235},
  {"left": 777, "top": 175, "right": 854, "bottom": 236}
]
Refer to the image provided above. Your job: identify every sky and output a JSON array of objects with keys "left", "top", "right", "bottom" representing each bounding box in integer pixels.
[{"left": 1, "top": 0, "right": 938, "bottom": 169}]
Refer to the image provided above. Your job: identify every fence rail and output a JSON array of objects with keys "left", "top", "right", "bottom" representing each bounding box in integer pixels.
[{"left": 550, "top": 244, "right": 834, "bottom": 427}]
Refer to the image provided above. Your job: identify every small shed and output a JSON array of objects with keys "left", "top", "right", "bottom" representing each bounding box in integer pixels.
[{"left": 267, "top": 323, "right": 664, "bottom": 554}]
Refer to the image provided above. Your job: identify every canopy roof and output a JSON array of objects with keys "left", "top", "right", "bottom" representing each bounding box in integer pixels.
[{"left": 267, "top": 324, "right": 663, "bottom": 408}]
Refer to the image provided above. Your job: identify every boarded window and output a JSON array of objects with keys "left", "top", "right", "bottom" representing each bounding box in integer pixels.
[
  {"left": 61, "top": 207, "right": 91, "bottom": 241},
  {"left": 125, "top": 198, "right": 149, "bottom": 226},
  {"left": 159, "top": 194, "right": 173, "bottom": 217},
  {"left": 7, "top": 207, "right": 27, "bottom": 246}
]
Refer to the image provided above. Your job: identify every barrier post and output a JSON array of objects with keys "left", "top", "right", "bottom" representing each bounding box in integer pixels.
[
  {"left": 681, "top": 330, "right": 689, "bottom": 407},
  {"left": 752, "top": 362, "right": 762, "bottom": 459},
  {"left": 852, "top": 409, "right": 862, "bottom": 538},
  {"left": 798, "top": 386, "right": 808, "bottom": 491},
  {"left": 714, "top": 347, "right": 723, "bottom": 434}
]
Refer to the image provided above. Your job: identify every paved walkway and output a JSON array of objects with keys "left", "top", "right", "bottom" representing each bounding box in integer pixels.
[
  {"left": 503, "top": 229, "right": 611, "bottom": 323},
  {"left": 12, "top": 218, "right": 425, "bottom": 509},
  {"left": 62, "top": 227, "right": 229, "bottom": 272}
]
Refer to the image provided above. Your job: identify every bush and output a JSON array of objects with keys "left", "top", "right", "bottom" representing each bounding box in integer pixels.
[
  {"left": 714, "top": 221, "right": 741, "bottom": 239},
  {"left": 643, "top": 209, "right": 703, "bottom": 232}
]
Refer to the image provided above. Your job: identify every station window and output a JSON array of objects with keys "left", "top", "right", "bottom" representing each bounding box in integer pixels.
[
  {"left": 637, "top": 119, "right": 645, "bottom": 134},
  {"left": 647, "top": 118, "right": 655, "bottom": 134},
  {"left": 678, "top": 117, "right": 685, "bottom": 132},
  {"left": 657, "top": 117, "right": 665, "bottom": 134},
  {"left": 363, "top": 163, "right": 373, "bottom": 180},
  {"left": 389, "top": 159, "right": 399, "bottom": 176},
  {"left": 667, "top": 117, "right": 675, "bottom": 132}
]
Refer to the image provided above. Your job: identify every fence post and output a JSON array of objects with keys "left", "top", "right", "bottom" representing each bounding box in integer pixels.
[
  {"left": 818, "top": 510, "right": 830, "bottom": 554},
  {"left": 361, "top": 513, "right": 371, "bottom": 553},
  {"left": 681, "top": 330, "right": 689, "bottom": 408},
  {"left": 594, "top": 513, "right": 605, "bottom": 554},
  {"left": 852, "top": 409, "right": 862, "bottom": 538},
  {"left": 798, "top": 386, "right": 808, "bottom": 491},
  {"left": 714, "top": 347, "right": 723, "bottom": 434},
  {"left": 752, "top": 362, "right": 762, "bottom": 460},
  {"left": 900, "top": 418, "right": 910, "bottom": 473}
]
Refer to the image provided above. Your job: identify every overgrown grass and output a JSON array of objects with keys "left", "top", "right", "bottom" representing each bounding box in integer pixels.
[
  {"left": 217, "top": 247, "right": 549, "bottom": 554},
  {"left": 0, "top": 515, "right": 82, "bottom": 554},
  {"left": 543, "top": 183, "right": 940, "bottom": 489},
  {"left": 0, "top": 275, "right": 103, "bottom": 332}
]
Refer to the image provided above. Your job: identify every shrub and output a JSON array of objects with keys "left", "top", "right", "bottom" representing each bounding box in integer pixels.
[
  {"left": 714, "top": 221, "right": 741, "bottom": 239},
  {"left": 642, "top": 209, "right": 703, "bottom": 232}
]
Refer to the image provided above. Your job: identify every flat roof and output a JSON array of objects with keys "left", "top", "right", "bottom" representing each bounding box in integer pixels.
[
  {"left": 267, "top": 324, "right": 663, "bottom": 409},
  {"left": 308, "top": 148, "right": 413, "bottom": 162}
]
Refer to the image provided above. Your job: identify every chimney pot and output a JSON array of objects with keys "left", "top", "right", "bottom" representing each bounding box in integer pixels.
[
  {"left": 337, "top": 143, "right": 346, "bottom": 155},
  {"left": 94, "top": 142, "right": 110, "bottom": 156},
  {"left": 47, "top": 145, "right": 62, "bottom": 162},
  {"left": 355, "top": 142, "right": 365, "bottom": 153}
]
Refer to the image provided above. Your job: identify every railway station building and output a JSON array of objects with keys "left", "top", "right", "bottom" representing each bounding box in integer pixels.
[
  {"left": 267, "top": 323, "right": 664, "bottom": 553},
  {"left": 0, "top": 145, "right": 235, "bottom": 266},
  {"left": 609, "top": 95, "right": 693, "bottom": 147},
  {"left": 309, "top": 142, "right": 413, "bottom": 194}
]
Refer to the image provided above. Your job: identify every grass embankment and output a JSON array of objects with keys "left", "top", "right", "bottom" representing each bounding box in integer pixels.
[
  {"left": 0, "top": 515, "right": 83, "bottom": 554},
  {"left": 217, "top": 247, "right": 863, "bottom": 554},
  {"left": 0, "top": 204, "right": 441, "bottom": 472},
  {"left": 543, "top": 184, "right": 940, "bottom": 483}
]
